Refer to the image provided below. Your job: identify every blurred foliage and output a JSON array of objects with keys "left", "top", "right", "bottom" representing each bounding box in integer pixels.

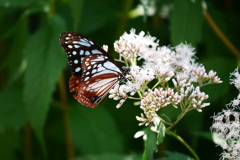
[{"left": 0, "top": 0, "right": 239, "bottom": 159}]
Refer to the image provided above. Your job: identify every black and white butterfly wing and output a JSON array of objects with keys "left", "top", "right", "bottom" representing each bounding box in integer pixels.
[
  {"left": 60, "top": 32, "right": 130, "bottom": 107},
  {"left": 70, "top": 54, "right": 124, "bottom": 107},
  {"left": 60, "top": 32, "right": 121, "bottom": 77}
]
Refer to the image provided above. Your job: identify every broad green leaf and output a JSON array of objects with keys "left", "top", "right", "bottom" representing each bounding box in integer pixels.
[
  {"left": 69, "top": 0, "right": 84, "bottom": 30},
  {"left": 182, "top": 111, "right": 204, "bottom": 149},
  {"left": 200, "top": 56, "right": 235, "bottom": 102},
  {"left": 0, "top": 89, "right": 26, "bottom": 131},
  {"left": 156, "top": 121, "right": 166, "bottom": 145},
  {"left": 159, "top": 151, "right": 194, "bottom": 160},
  {"left": 72, "top": 153, "right": 142, "bottom": 160},
  {"left": 23, "top": 14, "right": 67, "bottom": 155},
  {"left": 1, "top": 20, "right": 29, "bottom": 87},
  {"left": 170, "top": 0, "right": 203, "bottom": 46},
  {"left": 192, "top": 131, "right": 212, "bottom": 142},
  {"left": 142, "top": 127, "right": 157, "bottom": 160},
  {"left": 0, "top": 0, "right": 31, "bottom": 7},
  {"left": 78, "top": 1, "right": 116, "bottom": 34},
  {"left": 70, "top": 103, "right": 123, "bottom": 155},
  {"left": 0, "top": 130, "right": 21, "bottom": 160}
]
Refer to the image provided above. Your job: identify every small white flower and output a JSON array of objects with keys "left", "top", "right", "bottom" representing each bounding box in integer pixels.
[
  {"left": 230, "top": 67, "right": 240, "bottom": 90},
  {"left": 114, "top": 28, "right": 158, "bottom": 61},
  {"left": 211, "top": 109, "right": 240, "bottom": 160}
]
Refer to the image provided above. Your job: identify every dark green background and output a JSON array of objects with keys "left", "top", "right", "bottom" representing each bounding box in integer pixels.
[{"left": 0, "top": 0, "right": 239, "bottom": 159}]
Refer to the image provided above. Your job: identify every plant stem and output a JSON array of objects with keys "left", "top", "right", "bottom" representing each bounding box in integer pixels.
[
  {"left": 204, "top": 11, "right": 240, "bottom": 59},
  {"left": 24, "top": 122, "right": 32, "bottom": 160},
  {"left": 59, "top": 74, "right": 75, "bottom": 159},
  {"left": 158, "top": 116, "right": 172, "bottom": 126},
  {"left": 137, "top": 90, "right": 143, "bottom": 98},
  {"left": 152, "top": 80, "right": 161, "bottom": 90},
  {"left": 167, "top": 130, "right": 200, "bottom": 160},
  {"left": 166, "top": 108, "right": 187, "bottom": 130},
  {"left": 48, "top": 0, "right": 55, "bottom": 17},
  {"left": 128, "top": 96, "right": 142, "bottom": 100}
]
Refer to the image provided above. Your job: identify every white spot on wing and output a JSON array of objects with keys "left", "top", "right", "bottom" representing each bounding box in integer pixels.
[
  {"left": 74, "top": 45, "right": 80, "bottom": 48},
  {"left": 104, "top": 61, "right": 121, "bottom": 72},
  {"left": 83, "top": 38, "right": 88, "bottom": 42},
  {"left": 80, "top": 50, "right": 84, "bottom": 55},
  {"left": 92, "top": 69, "right": 97, "bottom": 73},
  {"left": 75, "top": 67, "right": 81, "bottom": 72},
  {"left": 72, "top": 51, "right": 77, "bottom": 55},
  {"left": 74, "top": 60, "right": 78, "bottom": 64},
  {"left": 92, "top": 49, "right": 99, "bottom": 54},
  {"left": 79, "top": 41, "right": 91, "bottom": 47},
  {"left": 97, "top": 67, "right": 105, "bottom": 72},
  {"left": 68, "top": 45, "right": 73, "bottom": 48},
  {"left": 84, "top": 77, "right": 89, "bottom": 81},
  {"left": 85, "top": 51, "right": 90, "bottom": 55},
  {"left": 93, "top": 56, "right": 105, "bottom": 61},
  {"left": 89, "top": 41, "right": 94, "bottom": 45}
]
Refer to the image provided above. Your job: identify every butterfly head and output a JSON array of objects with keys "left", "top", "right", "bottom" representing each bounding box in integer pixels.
[{"left": 119, "top": 67, "right": 131, "bottom": 82}]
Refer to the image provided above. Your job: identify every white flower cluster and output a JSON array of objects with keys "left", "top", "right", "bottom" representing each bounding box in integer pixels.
[
  {"left": 110, "top": 29, "right": 222, "bottom": 126},
  {"left": 114, "top": 29, "right": 158, "bottom": 60},
  {"left": 211, "top": 109, "right": 240, "bottom": 160},
  {"left": 228, "top": 68, "right": 240, "bottom": 108},
  {"left": 193, "top": 66, "right": 222, "bottom": 86},
  {"left": 211, "top": 68, "right": 240, "bottom": 160},
  {"left": 109, "top": 65, "right": 155, "bottom": 108},
  {"left": 230, "top": 68, "right": 240, "bottom": 91},
  {"left": 137, "top": 88, "right": 182, "bottom": 126},
  {"left": 180, "top": 85, "right": 210, "bottom": 112}
]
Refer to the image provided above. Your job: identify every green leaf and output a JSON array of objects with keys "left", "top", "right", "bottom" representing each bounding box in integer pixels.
[
  {"left": 0, "top": 0, "right": 31, "bottom": 7},
  {"left": 192, "top": 131, "right": 212, "bottom": 142},
  {"left": 72, "top": 153, "right": 142, "bottom": 160},
  {"left": 69, "top": 0, "right": 84, "bottom": 30},
  {"left": 0, "top": 130, "right": 21, "bottom": 160},
  {"left": 170, "top": 0, "right": 203, "bottom": 46},
  {"left": 200, "top": 56, "right": 235, "bottom": 102},
  {"left": 78, "top": 1, "right": 116, "bottom": 34},
  {"left": 70, "top": 104, "right": 124, "bottom": 154},
  {"left": 159, "top": 151, "right": 194, "bottom": 160},
  {"left": 156, "top": 121, "right": 166, "bottom": 145},
  {"left": 1, "top": 20, "right": 29, "bottom": 87},
  {"left": 23, "top": 14, "right": 67, "bottom": 155},
  {"left": 142, "top": 127, "right": 157, "bottom": 160},
  {"left": 0, "top": 88, "right": 27, "bottom": 131}
]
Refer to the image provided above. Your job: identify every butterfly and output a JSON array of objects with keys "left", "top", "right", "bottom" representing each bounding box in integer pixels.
[{"left": 60, "top": 31, "right": 130, "bottom": 107}]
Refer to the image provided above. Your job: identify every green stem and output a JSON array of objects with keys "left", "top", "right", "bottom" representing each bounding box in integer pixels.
[
  {"left": 158, "top": 116, "right": 172, "bottom": 126},
  {"left": 127, "top": 96, "right": 141, "bottom": 100},
  {"left": 137, "top": 90, "right": 143, "bottom": 98},
  {"left": 59, "top": 74, "right": 75, "bottom": 159},
  {"left": 151, "top": 80, "right": 161, "bottom": 90},
  {"left": 167, "top": 108, "right": 187, "bottom": 130},
  {"left": 167, "top": 130, "right": 200, "bottom": 160},
  {"left": 48, "top": 0, "right": 55, "bottom": 17},
  {"left": 24, "top": 122, "right": 32, "bottom": 160}
]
